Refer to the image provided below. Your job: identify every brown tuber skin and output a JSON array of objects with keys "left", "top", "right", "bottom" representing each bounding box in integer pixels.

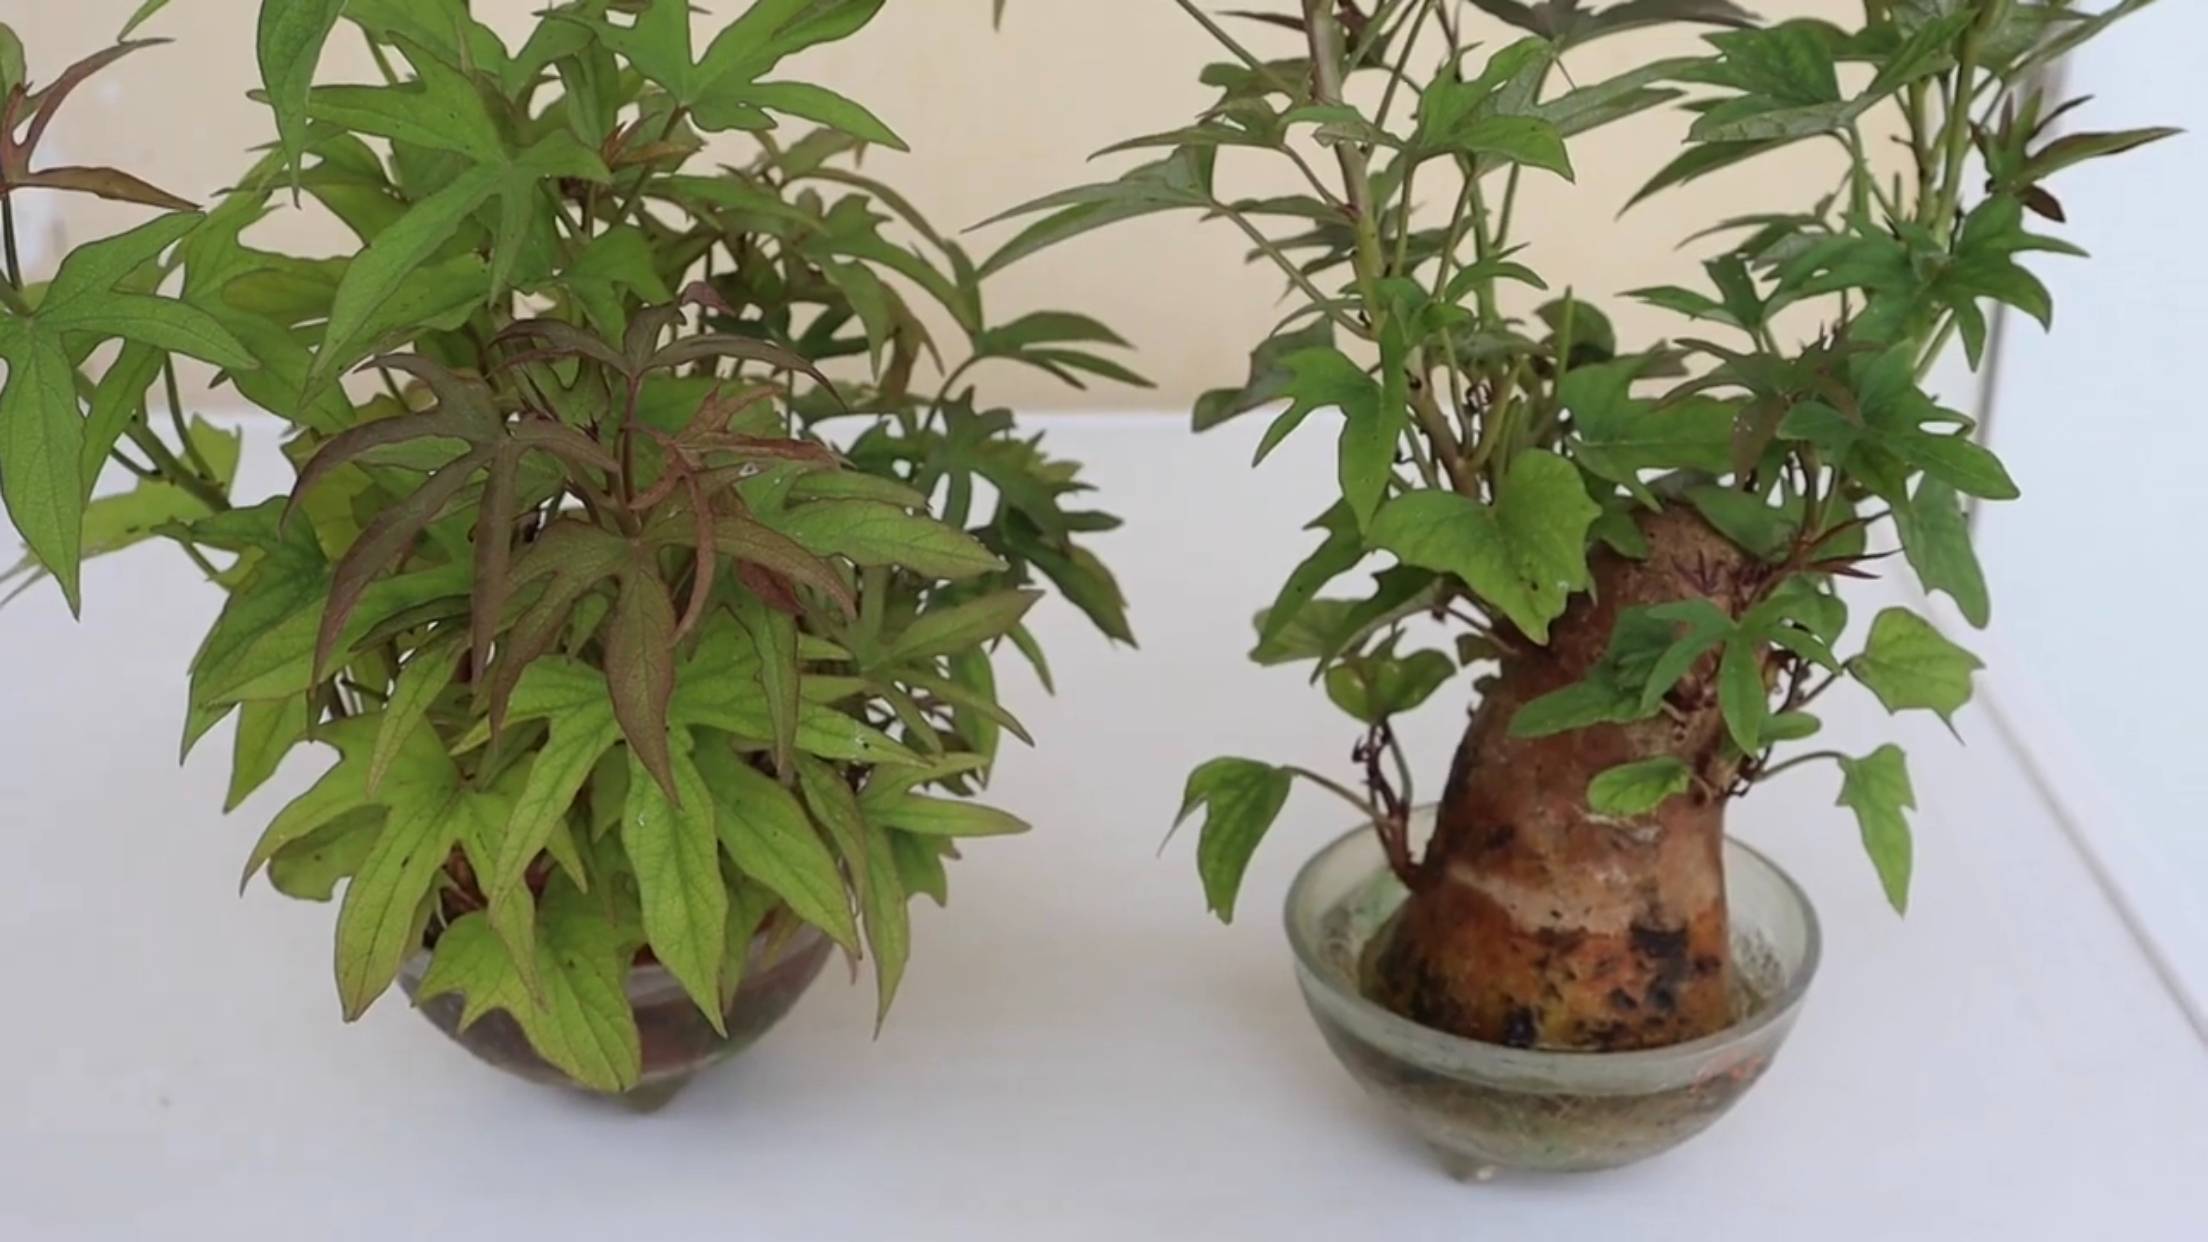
[{"left": 1370, "top": 507, "right": 1771, "bottom": 1051}]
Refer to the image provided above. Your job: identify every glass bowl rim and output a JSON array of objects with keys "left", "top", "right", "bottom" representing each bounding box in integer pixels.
[{"left": 1282, "top": 812, "right": 1824, "bottom": 1075}]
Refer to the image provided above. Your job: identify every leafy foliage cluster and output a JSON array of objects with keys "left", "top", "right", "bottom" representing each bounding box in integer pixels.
[
  {"left": 0, "top": 0, "right": 1134, "bottom": 1091},
  {"left": 984, "top": 0, "right": 2172, "bottom": 921}
]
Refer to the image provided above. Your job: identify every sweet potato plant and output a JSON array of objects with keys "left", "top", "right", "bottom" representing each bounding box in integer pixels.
[
  {"left": 989, "top": 0, "right": 2169, "bottom": 1050},
  {"left": 0, "top": 0, "right": 1134, "bottom": 1091}
]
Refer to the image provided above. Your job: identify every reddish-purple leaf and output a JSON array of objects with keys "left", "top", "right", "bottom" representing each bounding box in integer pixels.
[
  {"left": 623, "top": 305, "right": 686, "bottom": 370},
  {"left": 736, "top": 560, "right": 803, "bottom": 616},
  {"left": 645, "top": 334, "right": 840, "bottom": 404},
  {"left": 710, "top": 516, "right": 858, "bottom": 618},
  {"left": 10, "top": 41, "right": 168, "bottom": 168},
  {"left": 495, "top": 319, "right": 632, "bottom": 376},
  {"left": 674, "top": 472, "right": 715, "bottom": 643},
  {"left": 605, "top": 564, "right": 680, "bottom": 800},
  {"left": 684, "top": 382, "right": 778, "bottom": 439},
  {"left": 286, "top": 404, "right": 482, "bottom": 523},
  {"left": 470, "top": 449, "right": 521, "bottom": 678},
  {"left": 314, "top": 446, "right": 493, "bottom": 683},
  {"left": 684, "top": 432, "right": 837, "bottom": 465},
  {"left": 13, "top": 165, "right": 195, "bottom": 210},
  {"left": 485, "top": 521, "right": 627, "bottom": 733},
  {"left": 366, "top": 354, "right": 501, "bottom": 426},
  {"left": 509, "top": 418, "right": 619, "bottom": 476},
  {"left": 679, "top": 281, "right": 738, "bottom": 318}
]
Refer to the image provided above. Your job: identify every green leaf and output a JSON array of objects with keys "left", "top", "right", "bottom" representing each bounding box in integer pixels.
[
  {"left": 1588, "top": 757, "right": 1693, "bottom": 817},
  {"left": 226, "top": 695, "right": 310, "bottom": 812},
  {"left": 722, "top": 81, "right": 905, "bottom": 149},
  {"left": 694, "top": 742, "right": 860, "bottom": 954},
  {"left": 81, "top": 343, "right": 161, "bottom": 493},
  {"left": 1178, "top": 758, "right": 1292, "bottom": 924},
  {"left": 1838, "top": 745, "right": 1915, "bottom": 914},
  {"left": 2018, "top": 126, "right": 2182, "bottom": 185},
  {"left": 309, "top": 166, "right": 501, "bottom": 390},
  {"left": 1443, "top": 114, "right": 1574, "bottom": 176},
  {"left": 1258, "top": 504, "right": 1364, "bottom": 647},
  {"left": 855, "top": 817, "right": 908, "bottom": 1027},
  {"left": 1324, "top": 648, "right": 1456, "bottom": 725},
  {"left": 1628, "top": 138, "right": 1791, "bottom": 209},
  {"left": 416, "top": 888, "right": 643, "bottom": 1093},
  {"left": 621, "top": 743, "right": 728, "bottom": 1032},
  {"left": 267, "top": 809, "right": 382, "bottom": 902},
  {"left": 333, "top": 756, "right": 472, "bottom": 1021},
  {"left": 1636, "top": 599, "right": 1735, "bottom": 714},
  {"left": 979, "top": 149, "right": 1214, "bottom": 276},
  {"left": 1894, "top": 477, "right": 1989, "bottom": 628},
  {"left": 1193, "top": 320, "right": 1335, "bottom": 431},
  {"left": 1685, "top": 484, "right": 1794, "bottom": 561},
  {"left": 0, "top": 336, "right": 91, "bottom": 612},
  {"left": 2, "top": 213, "right": 254, "bottom": 612},
  {"left": 1369, "top": 453, "right": 1599, "bottom": 642},
  {"left": 494, "top": 694, "right": 619, "bottom": 899},
  {"left": 734, "top": 592, "right": 801, "bottom": 775},
  {"left": 0, "top": 26, "right": 23, "bottom": 101},
  {"left": 1511, "top": 677, "right": 1644, "bottom": 738},
  {"left": 884, "top": 589, "right": 1042, "bottom": 664},
  {"left": 771, "top": 500, "right": 1005, "bottom": 579},
  {"left": 1848, "top": 608, "right": 1981, "bottom": 723},
  {"left": 369, "top": 633, "right": 462, "bottom": 796},
  {"left": 1886, "top": 430, "right": 2020, "bottom": 501},
  {"left": 1718, "top": 634, "right": 1769, "bottom": 753},
  {"left": 241, "top": 717, "right": 378, "bottom": 890},
  {"left": 118, "top": 0, "right": 175, "bottom": 39},
  {"left": 869, "top": 794, "right": 1030, "bottom": 838},
  {"left": 1252, "top": 347, "right": 1360, "bottom": 460},
  {"left": 258, "top": 0, "right": 350, "bottom": 189},
  {"left": 1564, "top": 359, "right": 1733, "bottom": 493}
]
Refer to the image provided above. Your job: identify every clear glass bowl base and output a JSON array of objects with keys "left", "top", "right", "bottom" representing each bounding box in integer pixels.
[
  {"left": 399, "top": 923, "right": 833, "bottom": 1109},
  {"left": 1286, "top": 812, "right": 1821, "bottom": 1175}
]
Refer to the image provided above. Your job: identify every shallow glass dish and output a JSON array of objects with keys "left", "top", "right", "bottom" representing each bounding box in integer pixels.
[
  {"left": 1286, "top": 811, "right": 1820, "bottom": 1175},
  {"left": 399, "top": 923, "right": 832, "bottom": 1108}
]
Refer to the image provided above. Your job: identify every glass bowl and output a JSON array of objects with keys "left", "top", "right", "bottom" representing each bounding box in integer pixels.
[
  {"left": 399, "top": 923, "right": 833, "bottom": 1108},
  {"left": 1286, "top": 810, "right": 1820, "bottom": 1175}
]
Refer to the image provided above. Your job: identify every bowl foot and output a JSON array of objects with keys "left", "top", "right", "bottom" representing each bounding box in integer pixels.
[
  {"left": 617, "top": 1075, "right": 695, "bottom": 1114},
  {"left": 1434, "top": 1148, "right": 1501, "bottom": 1183}
]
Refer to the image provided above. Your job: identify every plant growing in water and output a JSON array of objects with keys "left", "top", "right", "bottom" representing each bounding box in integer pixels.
[
  {"left": 987, "top": 0, "right": 2169, "bottom": 1051},
  {"left": 0, "top": 0, "right": 1134, "bottom": 1092}
]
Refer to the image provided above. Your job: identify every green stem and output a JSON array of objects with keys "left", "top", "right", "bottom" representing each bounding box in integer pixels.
[
  {"left": 1171, "top": 0, "right": 1302, "bottom": 99},
  {"left": 610, "top": 107, "right": 686, "bottom": 231},
  {"left": 125, "top": 424, "right": 230, "bottom": 512},
  {"left": 177, "top": 539, "right": 222, "bottom": 581},
  {"left": 164, "top": 359, "right": 219, "bottom": 482},
  {"left": 1285, "top": 766, "right": 1378, "bottom": 819},
  {"left": 1905, "top": 79, "right": 1936, "bottom": 211},
  {"left": 1914, "top": 315, "right": 1960, "bottom": 380},
  {"left": 1371, "top": 0, "right": 1436, "bottom": 139},
  {"left": 364, "top": 30, "right": 401, "bottom": 86},
  {"left": 1214, "top": 204, "right": 1369, "bottom": 339},
  {"left": 1305, "top": 0, "right": 1389, "bottom": 320},
  {"left": 1410, "top": 381, "right": 1472, "bottom": 494},
  {"left": 1926, "top": 15, "right": 1988, "bottom": 230},
  {"left": 108, "top": 448, "right": 158, "bottom": 480},
  {"left": 1465, "top": 168, "right": 1502, "bottom": 326},
  {"left": 1841, "top": 126, "right": 1875, "bottom": 226},
  {"left": 1493, "top": 163, "right": 1523, "bottom": 250},
  {"left": 1755, "top": 750, "right": 1848, "bottom": 783}
]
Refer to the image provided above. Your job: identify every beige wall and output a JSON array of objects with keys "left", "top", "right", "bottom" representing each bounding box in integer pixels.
[{"left": 10, "top": 0, "right": 1861, "bottom": 411}]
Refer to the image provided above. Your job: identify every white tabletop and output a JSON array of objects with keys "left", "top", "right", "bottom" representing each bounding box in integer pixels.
[{"left": 4, "top": 413, "right": 2203, "bottom": 1240}]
